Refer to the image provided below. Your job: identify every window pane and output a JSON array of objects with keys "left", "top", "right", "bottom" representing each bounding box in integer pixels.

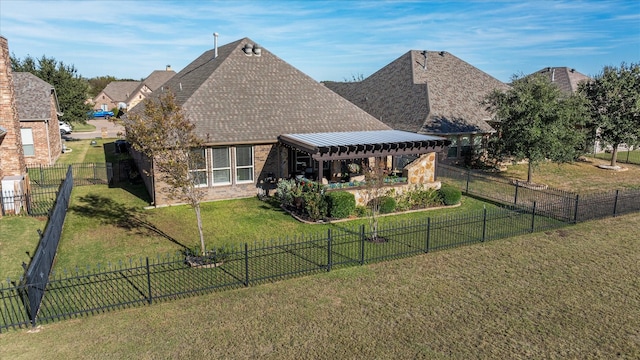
[
  {"left": 213, "top": 169, "right": 230, "bottom": 183},
  {"left": 236, "top": 146, "right": 253, "bottom": 167},
  {"left": 190, "top": 149, "right": 206, "bottom": 169},
  {"left": 23, "top": 144, "right": 35, "bottom": 156},
  {"left": 192, "top": 170, "right": 208, "bottom": 186},
  {"left": 212, "top": 147, "right": 229, "bottom": 167},
  {"left": 236, "top": 168, "right": 253, "bottom": 182}
]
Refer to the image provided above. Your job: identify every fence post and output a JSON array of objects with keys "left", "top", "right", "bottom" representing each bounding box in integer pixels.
[
  {"left": 465, "top": 170, "right": 470, "bottom": 194},
  {"left": 482, "top": 207, "right": 487, "bottom": 242},
  {"left": 613, "top": 190, "right": 619, "bottom": 217},
  {"left": 146, "top": 257, "right": 152, "bottom": 305},
  {"left": 530, "top": 201, "right": 537, "bottom": 233},
  {"left": 244, "top": 243, "right": 249, "bottom": 287},
  {"left": 360, "top": 224, "right": 365, "bottom": 265},
  {"left": 514, "top": 181, "right": 519, "bottom": 204},
  {"left": 327, "top": 229, "right": 332, "bottom": 272},
  {"left": 573, "top": 194, "right": 580, "bottom": 223},
  {"left": 424, "top": 218, "right": 431, "bottom": 253}
]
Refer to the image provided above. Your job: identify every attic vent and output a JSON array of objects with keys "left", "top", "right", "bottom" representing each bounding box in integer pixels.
[
  {"left": 570, "top": 68, "right": 575, "bottom": 73},
  {"left": 439, "top": 51, "right": 446, "bottom": 56},
  {"left": 243, "top": 43, "right": 254, "bottom": 56},
  {"left": 253, "top": 45, "right": 262, "bottom": 56}
]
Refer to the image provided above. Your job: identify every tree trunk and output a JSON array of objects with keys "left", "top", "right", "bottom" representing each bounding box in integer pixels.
[
  {"left": 610, "top": 144, "right": 619, "bottom": 167},
  {"left": 527, "top": 161, "right": 533, "bottom": 183},
  {"left": 194, "top": 204, "right": 205, "bottom": 254}
]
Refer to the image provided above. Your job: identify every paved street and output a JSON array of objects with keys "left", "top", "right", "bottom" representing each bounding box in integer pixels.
[{"left": 64, "top": 118, "right": 125, "bottom": 140}]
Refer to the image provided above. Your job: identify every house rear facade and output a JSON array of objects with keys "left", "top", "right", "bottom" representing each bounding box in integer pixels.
[{"left": 127, "top": 38, "right": 449, "bottom": 206}]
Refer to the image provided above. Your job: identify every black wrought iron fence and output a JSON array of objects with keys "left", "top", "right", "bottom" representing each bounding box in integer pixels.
[
  {"left": 1, "top": 204, "right": 568, "bottom": 332},
  {"left": 27, "top": 163, "right": 110, "bottom": 187}
]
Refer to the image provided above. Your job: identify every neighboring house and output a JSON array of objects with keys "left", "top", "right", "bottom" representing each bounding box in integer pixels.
[
  {"left": 124, "top": 66, "right": 176, "bottom": 110},
  {"left": 530, "top": 66, "right": 590, "bottom": 94},
  {"left": 127, "top": 38, "right": 449, "bottom": 206},
  {"left": 13, "top": 72, "right": 63, "bottom": 166},
  {"left": 0, "top": 36, "right": 28, "bottom": 216},
  {"left": 92, "top": 80, "right": 140, "bottom": 112},
  {"left": 324, "top": 50, "right": 510, "bottom": 161}
]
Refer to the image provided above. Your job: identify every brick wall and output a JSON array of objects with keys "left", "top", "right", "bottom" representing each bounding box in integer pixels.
[{"left": 0, "top": 36, "right": 26, "bottom": 178}]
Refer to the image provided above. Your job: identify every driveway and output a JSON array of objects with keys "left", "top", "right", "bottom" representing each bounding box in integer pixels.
[{"left": 65, "top": 118, "right": 125, "bottom": 140}]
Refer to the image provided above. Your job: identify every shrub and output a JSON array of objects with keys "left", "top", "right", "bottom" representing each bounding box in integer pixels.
[
  {"left": 378, "top": 196, "right": 397, "bottom": 214},
  {"left": 354, "top": 205, "right": 370, "bottom": 218},
  {"left": 326, "top": 191, "right": 356, "bottom": 219},
  {"left": 302, "top": 191, "right": 327, "bottom": 221},
  {"left": 439, "top": 184, "right": 462, "bottom": 205},
  {"left": 398, "top": 185, "right": 441, "bottom": 209}
]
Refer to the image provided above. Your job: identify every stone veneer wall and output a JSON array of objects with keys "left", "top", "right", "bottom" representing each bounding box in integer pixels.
[{"left": 329, "top": 152, "right": 441, "bottom": 206}]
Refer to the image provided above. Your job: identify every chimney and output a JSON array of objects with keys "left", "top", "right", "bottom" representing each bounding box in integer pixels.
[{"left": 213, "top": 32, "right": 219, "bottom": 59}]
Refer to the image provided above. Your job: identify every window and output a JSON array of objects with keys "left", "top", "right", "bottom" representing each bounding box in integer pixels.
[
  {"left": 235, "top": 146, "right": 254, "bottom": 183},
  {"left": 189, "top": 148, "right": 208, "bottom": 187},
  {"left": 447, "top": 137, "right": 458, "bottom": 158},
  {"left": 21, "top": 128, "right": 34, "bottom": 156},
  {"left": 212, "top": 147, "right": 231, "bottom": 185}
]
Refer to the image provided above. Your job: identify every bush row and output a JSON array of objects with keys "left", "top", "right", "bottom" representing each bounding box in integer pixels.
[{"left": 274, "top": 178, "right": 462, "bottom": 221}]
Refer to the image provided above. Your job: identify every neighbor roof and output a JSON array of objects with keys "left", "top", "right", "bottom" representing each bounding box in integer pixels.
[
  {"left": 324, "top": 50, "right": 510, "bottom": 136},
  {"left": 13, "top": 72, "right": 62, "bottom": 120},
  {"left": 136, "top": 37, "right": 391, "bottom": 145},
  {"left": 100, "top": 81, "right": 141, "bottom": 102},
  {"left": 532, "top": 67, "right": 590, "bottom": 93}
]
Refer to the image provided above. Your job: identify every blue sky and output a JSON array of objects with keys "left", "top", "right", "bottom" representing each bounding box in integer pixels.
[{"left": 1, "top": 0, "right": 638, "bottom": 82}]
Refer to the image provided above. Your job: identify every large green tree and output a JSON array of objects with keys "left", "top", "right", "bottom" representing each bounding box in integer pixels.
[
  {"left": 11, "top": 54, "right": 93, "bottom": 123},
  {"left": 484, "top": 73, "right": 589, "bottom": 183},
  {"left": 579, "top": 63, "right": 640, "bottom": 167},
  {"left": 124, "top": 90, "right": 207, "bottom": 254}
]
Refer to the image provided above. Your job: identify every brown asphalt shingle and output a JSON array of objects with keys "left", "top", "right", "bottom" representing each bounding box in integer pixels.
[
  {"left": 13, "top": 72, "right": 61, "bottom": 120},
  {"left": 141, "top": 37, "right": 391, "bottom": 145},
  {"left": 532, "top": 67, "right": 590, "bottom": 93},
  {"left": 324, "top": 50, "right": 510, "bottom": 136}
]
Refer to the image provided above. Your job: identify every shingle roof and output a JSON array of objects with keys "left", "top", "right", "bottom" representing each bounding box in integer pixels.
[
  {"left": 13, "top": 72, "right": 61, "bottom": 120},
  {"left": 101, "top": 81, "right": 141, "bottom": 102},
  {"left": 138, "top": 37, "right": 391, "bottom": 145},
  {"left": 324, "top": 50, "right": 510, "bottom": 135},
  {"left": 532, "top": 67, "right": 590, "bottom": 93},
  {"left": 125, "top": 69, "right": 176, "bottom": 103}
]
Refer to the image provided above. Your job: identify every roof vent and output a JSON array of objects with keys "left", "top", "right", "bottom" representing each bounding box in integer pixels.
[
  {"left": 439, "top": 51, "right": 446, "bottom": 56},
  {"left": 213, "top": 32, "right": 219, "bottom": 59},
  {"left": 570, "top": 68, "right": 575, "bottom": 73},
  {"left": 243, "top": 43, "right": 254, "bottom": 56},
  {"left": 166, "top": 64, "right": 172, "bottom": 71},
  {"left": 253, "top": 45, "right": 262, "bottom": 56},
  {"left": 422, "top": 50, "right": 427, "bottom": 70}
]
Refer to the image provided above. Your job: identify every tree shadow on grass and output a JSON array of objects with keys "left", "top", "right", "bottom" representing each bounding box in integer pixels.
[{"left": 70, "top": 194, "right": 189, "bottom": 250}]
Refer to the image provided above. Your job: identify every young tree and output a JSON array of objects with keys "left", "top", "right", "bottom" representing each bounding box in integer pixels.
[
  {"left": 484, "top": 73, "right": 589, "bottom": 183},
  {"left": 124, "top": 90, "right": 208, "bottom": 254},
  {"left": 359, "top": 158, "right": 388, "bottom": 241},
  {"left": 579, "top": 63, "right": 640, "bottom": 167},
  {"left": 11, "top": 54, "right": 93, "bottom": 123}
]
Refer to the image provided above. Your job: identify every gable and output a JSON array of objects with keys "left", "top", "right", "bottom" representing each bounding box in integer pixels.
[{"left": 13, "top": 72, "right": 59, "bottom": 120}]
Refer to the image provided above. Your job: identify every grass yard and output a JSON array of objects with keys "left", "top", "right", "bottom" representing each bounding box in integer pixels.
[
  {"left": 0, "top": 216, "right": 48, "bottom": 278},
  {"left": 590, "top": 149, "right": 640, "bottom": 166},
  {"left": 51, "top": 185, "right": 493, "bottom": 271},
  {"left": 1, "top": 212, "right": 638, "bottom": 359},
  {"left": 57, "top": 138, "right": 122, "bottom": 164},
  {"left": 495, "top": 157, "right": 640, "bottom": 192}
]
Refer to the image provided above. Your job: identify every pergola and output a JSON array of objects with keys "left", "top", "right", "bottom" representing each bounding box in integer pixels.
[{"left": 278, "top": 130, "right": 451, "bottom": 180}]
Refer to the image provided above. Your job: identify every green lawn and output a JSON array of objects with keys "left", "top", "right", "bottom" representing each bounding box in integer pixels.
[
  {"left": 0, "top": 216, "right": 48, "bottom": 278},
  {"left": 590, "top": 149, "right": 640, "bottom": 165},
  {"left": 1, "top": 212, "right": 638, "bottom": 359},
  {"left": 57, "top": 138, "right": 121, "bottom": 164},
  {"left": 52, "top": 186, "right": 492, "bottom": 272}
]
